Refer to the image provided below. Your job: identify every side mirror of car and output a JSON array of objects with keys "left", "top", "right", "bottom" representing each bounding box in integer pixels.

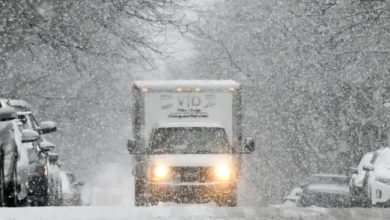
[
  {"left": 38, "top": 121, "right": 57, "bottom": 134},
  {"left": 22, "top": 129, "right": 40, "bottom": 143},
  {"left": 127, "top": 139, "right": 137, "bottom": 154},
  {"left": 300, "top": 183, "right": 307, "bottom": 188},
  {"left": 363, "top": 164, "right": 375, "bottom": 172},
  {"left": 243, "top": 137, "right": 255, "bottom": 154},
  {"left": 40, "top": 141, "right": 56, "bottom": 152},
  {"left": 48, "top": 152, "right": 59, "bottom": 164},
  {"left": 0, "top": 107, "right": 17, "bottom": 121}
]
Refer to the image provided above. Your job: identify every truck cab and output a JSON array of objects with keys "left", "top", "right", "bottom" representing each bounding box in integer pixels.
[{"left": 127, "top": 80, "right": 255, "bottom": 206}]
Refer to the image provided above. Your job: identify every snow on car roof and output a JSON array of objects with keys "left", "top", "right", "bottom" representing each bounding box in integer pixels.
[
  {"left": 133, "top": 80, "right": 240, "bottom": 90},
  {"left": 156, "top": 122, "right": 223, "bottom": 128}
]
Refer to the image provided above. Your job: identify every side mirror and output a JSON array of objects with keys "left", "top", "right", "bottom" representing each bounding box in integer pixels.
[
  {"left": 127, "top": 139, "right": 137, "bottom": 154},
  {"left": 363, "top": 164, "right": 375, "bottom": 172},
  {"left": 0, "top": 107, "right": 17, "bottom": 121},
  {"left": 300, "top": 183, "right": 307, "bottom": 188},
  {"left": 40, "top": 141, "right": 56, "bottom": 152},
  {"left": 48, "top": 152, "right": 59, "bottom": 164},
  {"left": 243, "top": 137, "right": 255, "bottom": 154},
  {"left": 38, "top": 121, "right": 57, "bottom": 134},
  {"left": 22, "top": 129, "right": 40, "bottom": 143}
]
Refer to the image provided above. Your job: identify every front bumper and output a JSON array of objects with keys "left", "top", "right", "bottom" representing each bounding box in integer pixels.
[{"left": 149, "top": 182, "right": 236, "bottom": 202}]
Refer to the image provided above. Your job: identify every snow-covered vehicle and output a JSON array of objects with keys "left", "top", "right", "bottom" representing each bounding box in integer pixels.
[
  {"left": 17, "top": 111, "right": 58, "bottom": 206},
  {"left": 299, "top": 174, "right": 351, "bottom": 208},
  {"left": 362, "top": 148, "right": 390, "bottom": 207},
  {"left": 0, "top": 106, "right": 39, "bottom": 206},
  {"left": 127, "top": 80, "right": 255, "bottom": 206},
  {"left": 282, "top": 187, "right": 302, "bottom": 207},
  {"left": 1, "top": 99, "right": 59, "bottom": 206},
  {"left": 349, "top": 152, "right": 374, "bottom": 207}
]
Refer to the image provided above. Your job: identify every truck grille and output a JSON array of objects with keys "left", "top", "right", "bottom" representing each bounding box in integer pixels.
[{"left": 172, "top": 167, "right": 211, "bottom": 183}]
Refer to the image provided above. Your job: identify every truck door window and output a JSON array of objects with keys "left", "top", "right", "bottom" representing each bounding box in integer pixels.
[{"left": 150, "top": 127, "right": 231, "bottom": 154}]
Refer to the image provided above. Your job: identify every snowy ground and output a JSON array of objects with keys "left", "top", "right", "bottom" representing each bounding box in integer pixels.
[
  {"left": 1, "top": 206, "right": 390, "bottom": 220},
  {"left": 0, "top": 163, "right": 389, "bottom": 219}
]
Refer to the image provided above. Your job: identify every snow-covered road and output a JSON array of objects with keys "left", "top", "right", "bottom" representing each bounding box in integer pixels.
[{"left": 0, "top": 206, "right": 389, "bottom": 220}]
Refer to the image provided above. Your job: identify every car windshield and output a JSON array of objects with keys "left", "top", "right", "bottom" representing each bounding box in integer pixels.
[
  {"left": 150, "top": 127, "right": 231, "bottom": 154},
  {"left": 308, "top": 175, "right": 349, "bottom": 185}
]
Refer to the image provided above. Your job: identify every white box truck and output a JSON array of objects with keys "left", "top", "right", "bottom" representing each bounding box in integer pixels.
[{"left": 127, "top": 80, "right": 255, "bottom": 206}]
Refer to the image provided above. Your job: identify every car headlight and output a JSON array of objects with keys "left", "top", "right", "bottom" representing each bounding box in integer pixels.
[
  {"left": 376, "top": 177, "right": 390, "bottom": 185},
  {"left": 214, "top": 164, "right": 234, "bottom": 181},
  {"left": 150, "top": 164, "right": 171, "bottom": 181}
]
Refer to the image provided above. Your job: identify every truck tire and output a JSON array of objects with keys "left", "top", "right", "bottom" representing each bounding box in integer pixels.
[
  {"left": 215, "top": 187, "right": 237, "bottom": 207},
  {"left": 135, "top": 179, "right": 148, "bottom": 206},
  {"left": 216, "top": 194, "right": 237, "bottom": 207}
]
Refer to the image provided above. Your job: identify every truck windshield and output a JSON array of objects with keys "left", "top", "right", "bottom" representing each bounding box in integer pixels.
[{"left": 150, "top": 127, "right": 231, "bottom": 154}]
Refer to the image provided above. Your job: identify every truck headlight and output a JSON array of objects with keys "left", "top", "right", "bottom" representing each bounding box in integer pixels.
[
  {"left": 214, "top": 164, "right": 234, "bottom": 181},
  {"left": 376, "top": 177, "right": 390, "bottom": 185},
  {"left": 151, "top": 164, "right": 171, "bottom": 181}
]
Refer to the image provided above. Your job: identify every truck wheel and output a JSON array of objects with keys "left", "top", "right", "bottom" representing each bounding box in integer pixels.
[
  {"left": 215, "top": 188, "right": 237, "bottom": 207},
  {"left": 216, "top": 194, "right": 237, "bottom": 207},
  {"left": 135, "top": 179, "right": 148, "bottom": 206}
]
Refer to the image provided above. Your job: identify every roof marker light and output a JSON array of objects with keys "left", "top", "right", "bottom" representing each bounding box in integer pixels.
[
  {"left": 194, "top": 87, "right": 201, "bottom": 92},
  {"left": 176, "top": 87, "right": 183, "bottom": 92},
  {"left": 229, "top": 87, "right": 236, "bottom": 92},
  {"left": 142, "top": 88, "right": 148, "bottom": 93}
]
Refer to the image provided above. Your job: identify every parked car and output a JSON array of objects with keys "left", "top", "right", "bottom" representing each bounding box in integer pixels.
[
  {"left": 349, "top": 152, "right": 374, "bottom": 207},
  {"left": 1, "top": 99, "right": 59, "bottom": 206},
  {"left": 299, "top": 174, "right": 351, "bottom": 208},
  {"left": 0, "top": 106, "right": 39, "bottom": 206},
  {"left": 283, "top": 187, "right": 302, "bottom": 207},
  {"left": 363, "top": 148, "right": 390, "bottom": 207},
  {"left": 17, "top": 111, "right": 57, "bottom": 206},
  {"left": 61, "top": 171, "right": 83, "bottom": 206}
]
